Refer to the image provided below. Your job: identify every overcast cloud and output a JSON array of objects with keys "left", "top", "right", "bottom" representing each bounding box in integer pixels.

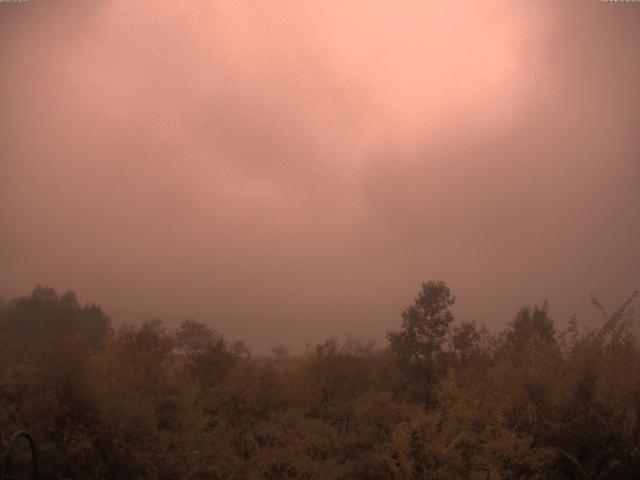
[{"left": 1, "top": 0, "right": 639, "bottom": 352}]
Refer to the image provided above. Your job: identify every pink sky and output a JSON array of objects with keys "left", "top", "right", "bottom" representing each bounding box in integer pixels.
[{"left": 1, "top": 1, "right": 639, "bottom": 352}]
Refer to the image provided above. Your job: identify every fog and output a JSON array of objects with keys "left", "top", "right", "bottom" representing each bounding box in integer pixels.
[{"left": 1, "top": 0, "right": 639, "bottom": 352}]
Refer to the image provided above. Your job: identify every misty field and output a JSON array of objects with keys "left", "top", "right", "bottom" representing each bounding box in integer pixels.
[{"left": 1, "top": 282, "right": 640, "bottom": 480}]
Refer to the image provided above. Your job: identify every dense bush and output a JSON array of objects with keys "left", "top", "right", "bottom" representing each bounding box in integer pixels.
[{"left": 1, "top": 283, "right": 638, "bottom": 479}]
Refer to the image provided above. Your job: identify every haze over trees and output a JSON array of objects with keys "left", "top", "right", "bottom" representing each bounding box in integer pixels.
[{"left": 1, "top": 282, "right": 639, "bottom": 479}]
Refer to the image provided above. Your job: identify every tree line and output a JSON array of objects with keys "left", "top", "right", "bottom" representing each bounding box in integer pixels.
[{"left": 1, "top": 282, "right": 639, "bottom": 479}]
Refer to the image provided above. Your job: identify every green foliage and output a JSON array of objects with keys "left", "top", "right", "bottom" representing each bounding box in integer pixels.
[
  {"left": 0, "top": 286, "right": 111, "bottom": 349},
  {"left": 388, "top": 281, "right": 456, "bottom": 366},
  {"left": 174, "top": 318, "right": 237, "bottom": 389},
  {"left": 503, "top": 302, "right": 557, "bottom": 352},
  {"left": 387, "top": 281, "right": 456, "bottom": 407},
  {"left": 1, "top": 284, "right": 640, "bottom": 479}
]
